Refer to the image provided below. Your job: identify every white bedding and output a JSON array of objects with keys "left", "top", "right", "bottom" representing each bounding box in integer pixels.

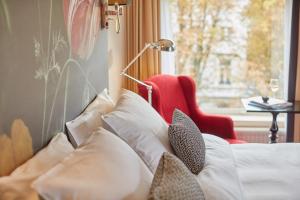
[
  {"left": 2, "top": 128, "right": 299, "bottom": 200},
  {"left": 201, "top": 135, "right": 300, "bottom": 200},
  {"left": 232, "top": 143, "right": 300, "bottom": 200},
  {"left": 198, "top": 134, "right": 245, "bottom": 200}
]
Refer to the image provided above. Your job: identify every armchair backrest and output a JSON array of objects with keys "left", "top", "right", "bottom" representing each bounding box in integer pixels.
[{"left": 138, "top": 74, "right": 192, "bottom": 124}]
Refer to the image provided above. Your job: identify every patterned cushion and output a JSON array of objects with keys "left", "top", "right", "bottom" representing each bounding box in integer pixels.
[
  {"left": 148, "top": 152, "right": 205, "bottom": 200},
  {"left": 172, "top": 109, "right": 201, "bottom": 134},
  {"left": 168, "top": 109, "right": 206, "bottom": 174}
]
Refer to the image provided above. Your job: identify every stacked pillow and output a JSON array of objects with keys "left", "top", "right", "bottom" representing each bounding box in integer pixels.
[
  {"left": 66, "top": 88, "right": 115, "bottom": 147},
  {"left": 0, "top": 133, "right": 74, "bottom": 200},
  {"left": 0, "top": 89, "right": 245, "bottom": 200},
  {"left": 32, "top": 128, "right": 153, "bottom": 200},
  {"left": 0, "top": 88, "right": 114, "bottom": 199},
  {"left": 102, "top": 89, "right": 173, "bottom": 173},
  {"left": 99, "top": 91, "right": 207, "bottom": 199}
]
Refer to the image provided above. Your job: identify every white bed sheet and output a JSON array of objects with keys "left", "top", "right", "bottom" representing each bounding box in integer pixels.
[
  {"left": 198, "top": 134, "right": 245, "bottom": 200},
  {"left": 231, "top": 143, "right": 300, "bottom": 200}
]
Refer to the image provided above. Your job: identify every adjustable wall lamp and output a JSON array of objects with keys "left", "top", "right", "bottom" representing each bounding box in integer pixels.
[
  {"left": 120, "top": 39, "right": 175, "bottom": 105},
  {"left": 100, "top": 0, "right": 132, "bottom": 33}
]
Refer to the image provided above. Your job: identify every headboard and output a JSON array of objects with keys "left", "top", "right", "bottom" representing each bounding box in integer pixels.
[{"left": 0, "top": 0, "right": 108, "bottom": 176}]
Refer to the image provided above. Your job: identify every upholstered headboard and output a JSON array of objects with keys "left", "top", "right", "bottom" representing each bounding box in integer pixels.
[{"left": 0, "top": 0, "right": 108, "bottom": 176}]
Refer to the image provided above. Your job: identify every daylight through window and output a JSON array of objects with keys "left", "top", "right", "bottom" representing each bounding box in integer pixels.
[{"left": 166, "top": 0, "right": 288, "bottom": 114}]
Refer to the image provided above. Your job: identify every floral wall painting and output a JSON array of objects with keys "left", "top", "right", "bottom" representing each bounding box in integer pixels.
[
  {"left": 0, "top": 120, "right": 33, "bottom": 176},
  {"left": 0, "top": 0, "right": 12, "bottom": 33},
  {"left": 0, "top": 0, "right": 108, "bottom": 176},
  {"left": 63, "top": 0, "right": 101, "bottom": 60}
]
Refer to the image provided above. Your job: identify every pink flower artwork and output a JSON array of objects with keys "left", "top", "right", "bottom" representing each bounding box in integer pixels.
[{"left": 63, "top": 0, "right": 101, "bottom": 60}]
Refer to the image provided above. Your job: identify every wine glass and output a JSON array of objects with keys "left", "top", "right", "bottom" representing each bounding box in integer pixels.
[{"left": 269, "top": 78, "right": 279, "bottom": 98}]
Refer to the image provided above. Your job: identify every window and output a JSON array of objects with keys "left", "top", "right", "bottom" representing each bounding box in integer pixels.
[{"left": 161, "top": 0, "right": 290, "bottom": 116}]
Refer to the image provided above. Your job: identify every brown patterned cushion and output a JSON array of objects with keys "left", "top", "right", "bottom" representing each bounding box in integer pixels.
[
  {"left": 148, "top": 152, "right": 205, "bottom": 200},
  {"left": 168, "top": 109, "right": 206, "bottom": 174},
  {"left": 172, "top": 109, "right": 201, "bottom": 134}
]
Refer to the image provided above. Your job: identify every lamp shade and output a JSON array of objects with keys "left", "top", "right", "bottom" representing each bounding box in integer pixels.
[
  {"left": 108, "top": 0, "right": 132, "bottom": 5},
  {"left": 151, "top": 39, "right": 175, "bottom": 52}
]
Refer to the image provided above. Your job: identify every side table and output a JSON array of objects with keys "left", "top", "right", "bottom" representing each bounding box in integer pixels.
[{"left": 241, "top": 99, "right": 300, "bottom": 143}]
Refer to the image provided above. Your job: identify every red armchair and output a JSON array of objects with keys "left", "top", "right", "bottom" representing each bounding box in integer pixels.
[{"left": 138, "top": 74, "right": 246, "bottom": 144}]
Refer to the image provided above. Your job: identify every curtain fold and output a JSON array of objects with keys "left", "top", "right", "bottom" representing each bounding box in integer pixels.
[{"left": 123, "top": 0, "right": 161, "bottom": 93}]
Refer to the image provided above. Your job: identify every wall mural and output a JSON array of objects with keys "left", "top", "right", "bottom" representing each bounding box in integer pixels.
[{"left": 0, "top": 0, "right": 108, "bottom": 176}]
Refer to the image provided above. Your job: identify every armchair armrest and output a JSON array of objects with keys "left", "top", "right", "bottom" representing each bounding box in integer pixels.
[
  {"left": 192, "top": 110, "right": 237, "bottom": 139},
  {"left": 178, "top": 75, "right": 237, "bottom": 139}
]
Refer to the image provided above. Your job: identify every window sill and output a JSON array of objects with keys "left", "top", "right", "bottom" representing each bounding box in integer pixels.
[
  {"left": 235, "top": 127, "right": 286, "bottom": 143},
  {"left": 231, "top": 114, "right": 285, "bottom": 129},
  {"left": 200, "top": 107, "right": 286, "bottom": 130}
]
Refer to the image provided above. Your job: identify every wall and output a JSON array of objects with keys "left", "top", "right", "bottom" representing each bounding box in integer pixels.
[
  {"left": 108, "top": 9, "right": 126, "bottom": 101},
  {"left": 0, "top": 0, "right": 108, "bottom": 176}
]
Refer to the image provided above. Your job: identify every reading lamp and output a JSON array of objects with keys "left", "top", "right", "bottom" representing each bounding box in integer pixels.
[
  {"left": 120, "top": 39, "right": 175, "bottom": 105},
  {"left": 105, "top": 0, "right": 132, "bottom": 33}
]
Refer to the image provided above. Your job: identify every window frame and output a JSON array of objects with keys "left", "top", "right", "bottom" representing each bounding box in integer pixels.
[
  {"left": 160, "top": 0, "right": 295, "bottom": 138},
  {"left": 286, "top": 0, "right": 299, "bottom": 142}
]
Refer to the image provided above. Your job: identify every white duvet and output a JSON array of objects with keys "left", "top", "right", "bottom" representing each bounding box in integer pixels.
[
  {"left": 232, "top": 143, "right": 300, "bottom": 200},
  {"left": 201, "top": 134, "right": 300, "bottom": 200}
]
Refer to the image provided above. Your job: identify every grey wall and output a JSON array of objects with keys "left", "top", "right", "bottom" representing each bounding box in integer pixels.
[{"left": 0, "top": 0, "right": 108, "bottom": 176}]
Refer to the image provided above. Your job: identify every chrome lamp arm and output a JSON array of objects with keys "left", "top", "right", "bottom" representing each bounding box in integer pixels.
[
  {"left": 120, "top": 39, "right": 175, "bottom": 105},
  {"left": 121, "top": 73, "right": 153, "bottom": 105},
  {"left": 121, "top": 43, "right": 152, "bottom": 74},
  {"left": 120, "top": 43, "right": 153, "bottom": 105}
]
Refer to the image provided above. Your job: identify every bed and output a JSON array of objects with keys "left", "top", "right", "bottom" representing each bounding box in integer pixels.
[{"left": 1, "top": 89, "right": 299, "bottom": 200}]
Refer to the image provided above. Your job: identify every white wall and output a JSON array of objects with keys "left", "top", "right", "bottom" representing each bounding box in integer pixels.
[{"left": 108, "top": 11, "right": 126, "bottom": 101}]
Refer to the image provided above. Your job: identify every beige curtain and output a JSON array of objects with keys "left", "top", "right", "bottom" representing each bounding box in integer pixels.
[{"left": 123, "top": 0, "right": 161, "bottom": 93}]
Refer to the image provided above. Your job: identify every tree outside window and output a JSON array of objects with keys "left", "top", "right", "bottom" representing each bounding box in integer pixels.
[{"left": 168, "top": 0, "right": 286, "bottom": 113}]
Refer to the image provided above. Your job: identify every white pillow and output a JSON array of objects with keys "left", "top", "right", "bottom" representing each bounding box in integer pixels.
[
  {"left": 102, "top": 89, "right": 173, "bottom": 173},
  {"left": 0, "top": 133, "right": 74, "bottom": 200},
  {"left": 84, "top": 88, "right": 115, "bottom": 113},
  {"left": 196, "top": 134, "right": 245, "bottom": 200},
  {"left": 66, "top": 88, "right": 115, "bottom": 147},
  {"left": 32, "top": 128, "right": 153, "bottom": 200}
]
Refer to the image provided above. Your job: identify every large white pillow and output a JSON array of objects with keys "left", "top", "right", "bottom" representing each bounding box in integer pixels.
[
  {"left": 102, "top": 89, "right": 173, "bottom": 173},
  {"left": 32, "top": 128, "right": 153, "bottom": 200},
  {"left": 196, "top": 134, "right": 245, "bottom": 200},
  {"left": 0, "top": 133, "right": 74, "bottom": 200},
  {"left": 84, "top": 88, "right": 115, "bottom": 113},
  {"left": 66, "top": 88, "right": 115, "bottom": 147}
]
